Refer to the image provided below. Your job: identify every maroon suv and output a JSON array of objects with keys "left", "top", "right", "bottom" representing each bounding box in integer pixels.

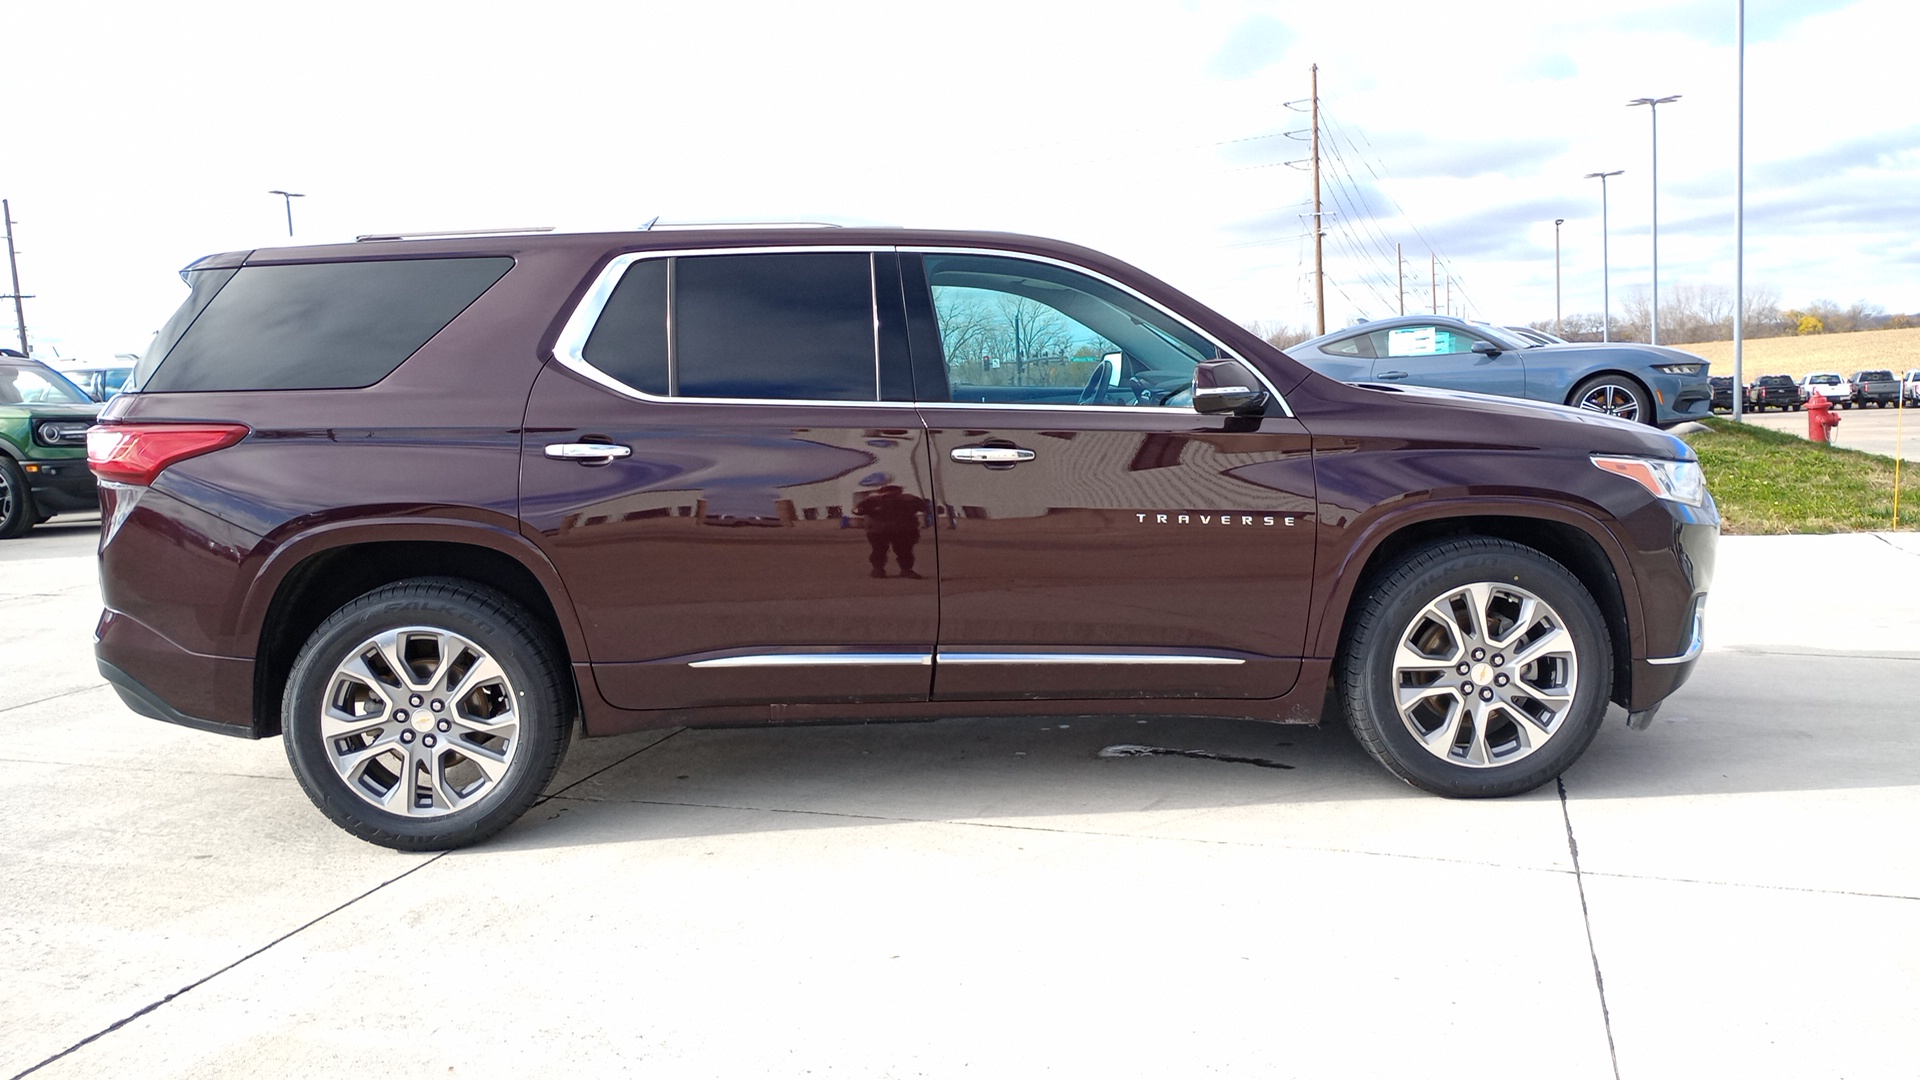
[{"left": 90, "top": 227, "right": 1715, "bottom": 849}]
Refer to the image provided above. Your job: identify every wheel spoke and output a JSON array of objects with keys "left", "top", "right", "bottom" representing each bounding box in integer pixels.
[
  {"left": 446, "top": 652, "right": 508, "bottom": 703},
  {"left": 1455, "top": 582, "right": 1494, "bottom": 642},
  {"left": 1394, "top": 638, "right": 1461, "bottom": 671},
  {"left": 1417, "top": 697, "right": 1467, "bottom": 756},
  {"left": 1397, "top": 681, "right": 1459, "bottom": 713},
  {"left": 1463, "top": 700, "right": 1494, "bottom": 765},
  {"left": 1510, "top": 626, "right": 1571, "bottom": 670}
]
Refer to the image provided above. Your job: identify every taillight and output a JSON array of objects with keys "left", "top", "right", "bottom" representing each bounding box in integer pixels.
[{"left": 87, "top": 423, "right": 249, "bottom": 486}]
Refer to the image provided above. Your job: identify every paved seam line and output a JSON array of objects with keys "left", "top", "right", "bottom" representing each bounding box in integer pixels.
[
  {"left": 7, "top": 853, "right": 448, "bottom": 1080},
  {"left": 1560, "top": 777, "right": 1621, "bottom": 1080},
  {"left": 0, "top": 683, "right": 105, "bottom": 717},
  {"left": 534, "top": 727, "right": 687, "bottom": 804},
  {"left": 0, "top": 757, "right": 288, "bottom": 782},
  {"left": 1579, "top": 869, "right": 1918, "bottom": 904},
  {"left": 542, "top": 792, "right": 1574, "bottom": 875}
]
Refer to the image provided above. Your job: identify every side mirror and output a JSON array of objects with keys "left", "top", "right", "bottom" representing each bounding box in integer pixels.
[
  {"left": 1471, "top": 340, "right": 1502, "bottom": 356},
  {"left": 1192, "top": 359, "right": 1270, "bottom": 416}
]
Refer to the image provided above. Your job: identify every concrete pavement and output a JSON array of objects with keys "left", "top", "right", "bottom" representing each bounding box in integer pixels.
[{"left": 3, "top": 518, "right": 1916, "bottom": 1079}]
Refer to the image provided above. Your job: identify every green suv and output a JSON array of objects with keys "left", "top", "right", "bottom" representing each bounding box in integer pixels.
[{"left": 0, "top": 355, "right": 100, "bottom": 538}]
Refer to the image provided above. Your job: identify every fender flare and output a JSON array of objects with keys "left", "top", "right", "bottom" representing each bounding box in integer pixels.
[
  {"left": 1307, "top": 496, "right": 1644, "bottom": 661},
  {"left": 237, "top": 515, "right": 591, "bottom": 662}
]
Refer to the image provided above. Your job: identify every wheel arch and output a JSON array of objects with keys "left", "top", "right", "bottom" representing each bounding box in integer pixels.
[
  {"left": 245, "top": 525, "right": 587, "bottom": 736},
  {"left": 1317, "top": 509, "right": 1637, "bottom": 709}
]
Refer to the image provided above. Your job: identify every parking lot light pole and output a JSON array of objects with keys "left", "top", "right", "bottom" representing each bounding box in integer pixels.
[
  {"left": 1628, "top": 96, "right": 1681, "bottom": 344},
  {"left": 1585, "top": 171, "right": 1624, "bottom": 342},
  {"left": 1554, "top": 218, "right": 1565, "bottom": 335},
  {"left": 268, "top": 190, "right": 305, "bottom": 237}
]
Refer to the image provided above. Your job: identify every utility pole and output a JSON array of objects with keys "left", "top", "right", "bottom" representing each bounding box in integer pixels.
[
  {"left": 1586, "top": 170, "right": 1624, "bottom": 341},
  {"left": 1397, "top": 242, "right": 1405, "bottom": 316},
  {"left": 1628, "top": 95, "right": 1681, "bottom": 344},
  {"left": 3, "top": 200, "right": 29, "bottom": 356},
  {"left": 1430, "top": 253, "right": 1437, "bottom": 314},
  {"left": 1446, "top": 277, "right": 1452, "bottom": 319},
  {"left": 1310, "top": 64, "right": 1325, "bottom": 336},
  {"left": 1554, "top": 218, "right": 1565, "bottom": 335}
]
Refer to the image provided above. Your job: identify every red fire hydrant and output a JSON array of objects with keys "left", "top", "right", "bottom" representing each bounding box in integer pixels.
[{"left": 1806, "top": 392, "right": 1841, "bottom": 443}]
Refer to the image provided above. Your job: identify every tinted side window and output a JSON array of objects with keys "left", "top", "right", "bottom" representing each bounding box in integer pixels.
[
  {"left": 582, "top": 258, "right": 669, "bottom": 396},
  {"left": 674, "top": 253, "right": 875, "bottom": 401},
  {"left": 129, "top": 267, "right": 237, "bottom": 391},
  {"left": 143, "top": 257, "right": 513, "bottom": 392},
  {"left": 1322, "top": 334, "right": 1374, "bottom": 358}
]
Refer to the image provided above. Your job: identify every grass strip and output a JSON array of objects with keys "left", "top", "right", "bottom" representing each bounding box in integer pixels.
[{"left": 1683, "top": 416, "right": 1914, "bottom": 534}]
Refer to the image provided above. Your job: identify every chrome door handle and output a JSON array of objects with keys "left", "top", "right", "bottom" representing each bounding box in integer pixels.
[
  {"left": 1376, "top": 370, "right": 1409, "bottom": 380},
  {"left": 950, "top": 446, "right": 1036, "bottom": 465},
  {"left": 545, "top": 442, "right": 632, "bottom": 465}
]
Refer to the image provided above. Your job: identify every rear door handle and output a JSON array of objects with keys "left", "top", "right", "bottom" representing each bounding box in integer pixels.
[
  {"left": 545, "top": 442, "right": 632, "bottom": 465},
  {"left": 950, "top": 446, "right": 1036, "bottom": 465},
  {"left": 1376, "top": 370, "right": 1409, "bottom": 380}
]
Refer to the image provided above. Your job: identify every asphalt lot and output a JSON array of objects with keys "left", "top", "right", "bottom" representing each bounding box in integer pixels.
[
  {"left": 3, "top": 517, "right": 1916, "bottom": 1079},
  {"left": 1732, "top": 400, "right": 1920, "bottom": 462}
]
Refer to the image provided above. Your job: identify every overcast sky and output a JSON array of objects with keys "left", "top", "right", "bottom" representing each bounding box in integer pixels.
[{"left": 6, "top": 0, "right": 1916, "bottom": 358}]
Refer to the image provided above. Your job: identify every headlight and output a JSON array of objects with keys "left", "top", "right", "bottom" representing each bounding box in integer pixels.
[
  {"left": 35, "top": 420, "right": 92, "bottom": 447},
  {"left": 1591, "top": 454, "right": 1706, "bottom": 507},
  {"left": 1652, "top": 363, "right": 1706, "bottom": 375}
]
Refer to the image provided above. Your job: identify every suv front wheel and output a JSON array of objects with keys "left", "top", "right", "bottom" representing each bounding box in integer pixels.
[
  {"left": 282, "top": 578, "right": 573, "bottom": 850},
  {"left": 1339, "top": 539, "right": 1612, "bottom": 798}
]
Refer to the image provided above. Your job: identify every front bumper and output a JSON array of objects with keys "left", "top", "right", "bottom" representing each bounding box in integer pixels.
[
  {"left": 1625, "top": 500, "right": 1717, "bottom": 714},
  {"left": 23, "top": 459, "right": 98, "bottom": 514}
]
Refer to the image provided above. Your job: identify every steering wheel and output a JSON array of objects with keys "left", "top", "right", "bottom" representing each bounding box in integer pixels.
[{"left": 1077, "top": 356, "right": 1118, "bottom": 406}]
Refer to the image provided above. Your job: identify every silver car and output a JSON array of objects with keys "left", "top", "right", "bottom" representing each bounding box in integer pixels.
[{"left": 1285, "top": 315, "right": 1713, "bottom": 426}]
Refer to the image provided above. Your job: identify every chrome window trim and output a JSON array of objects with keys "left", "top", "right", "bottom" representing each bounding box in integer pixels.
[
  {"left": 689, "top": 652, "right": 935, "bottom": 669},
  {"left": 904, "top": 244, "right": 1294, "bottom": 419},
  {"left": 553, "top": 242, "right": 1294, "bottom": 418},
  {"left": 552, "top": 244, "right": 890, "bottom": 407}
]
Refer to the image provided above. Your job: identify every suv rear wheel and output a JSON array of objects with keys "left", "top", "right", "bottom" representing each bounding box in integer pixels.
[
  {"left": 1339, "top": 539, "right": 1612, "bottom": 798},
  {"left": 282, "top": 578, "right": 572, "bottom": 850}
]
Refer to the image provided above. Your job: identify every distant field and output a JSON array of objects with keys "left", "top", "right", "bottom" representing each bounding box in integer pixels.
[{"left": 1680, "top": 326, "right": 1920, "bottom": 380}]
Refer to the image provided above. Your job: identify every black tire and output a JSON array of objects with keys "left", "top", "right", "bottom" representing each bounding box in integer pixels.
[
  {"left": 0, "top": 456, "right": 35, "bottom": 539},
  {"left": 1338, "top": 538, "right": 1613, "bottom": 798},
  {"left": 282, "top": 577, "right": 573, "bottom": 851},
  {"left": 1569, "top": 374, "right": 1655, "bottom": 425}
]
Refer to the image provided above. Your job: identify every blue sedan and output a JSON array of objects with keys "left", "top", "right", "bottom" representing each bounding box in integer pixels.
[{"left": 1284, "top": 315, "right": 1713, "bottom": 427}]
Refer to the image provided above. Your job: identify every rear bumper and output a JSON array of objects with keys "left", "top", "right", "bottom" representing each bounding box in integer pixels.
[{"left": 94, "top": 608, "right": 260, "bottom": 738}]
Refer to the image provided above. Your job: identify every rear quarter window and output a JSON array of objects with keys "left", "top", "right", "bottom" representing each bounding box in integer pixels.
[{"left": 140, "top": 257, "right": 513, "bottom": 392}]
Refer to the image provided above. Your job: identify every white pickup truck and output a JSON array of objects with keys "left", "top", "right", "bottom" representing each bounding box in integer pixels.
[{"left": 1800, "top": 372, "right": 1854, "bottom": 408}]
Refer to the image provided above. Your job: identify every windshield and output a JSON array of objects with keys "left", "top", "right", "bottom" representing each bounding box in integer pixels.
[
  {"left": 1479, "top": 325, "right": 1535, "bottom": 351},
  {"left": 0, "top": 361, "right": 93, "bottom": 404}
]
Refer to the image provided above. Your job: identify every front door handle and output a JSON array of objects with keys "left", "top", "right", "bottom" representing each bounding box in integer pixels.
[
  {"left": 950, "top": 446, "right": 1036, "bottom": 465},
  {"left": 1376, "top": 370, "right": 1409, "bottom": 381},
  {"left": 545, "top": 442, "right": 632, "bottom": 465}
]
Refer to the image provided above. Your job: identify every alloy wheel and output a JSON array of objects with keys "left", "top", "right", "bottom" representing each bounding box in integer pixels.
[
  {"left": 1391, "top": 581, "right": 1580, "bottom": 767},
  {"left": 1576, "top": 382, "right": 1642, "bottom": 421},
  {"left": 320, "top": 626, "right": 520, "bottom": 816}
]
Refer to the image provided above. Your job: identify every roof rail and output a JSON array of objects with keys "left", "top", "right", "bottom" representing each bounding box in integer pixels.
[
  {"left": 354, "top": 227, "right": 556, "bottom": 242},
  {"left": 641, "top": 220, "right": 845, "bottom": 231}
]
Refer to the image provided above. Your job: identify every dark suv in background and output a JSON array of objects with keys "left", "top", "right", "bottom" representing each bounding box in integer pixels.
[{"left": 91, "top": 227, "right": 1717, "bottom": 849}]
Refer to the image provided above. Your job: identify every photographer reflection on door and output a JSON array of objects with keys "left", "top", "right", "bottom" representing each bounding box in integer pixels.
[{"left": 854, "top": 484, "right": 927, "bottom": 579}]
